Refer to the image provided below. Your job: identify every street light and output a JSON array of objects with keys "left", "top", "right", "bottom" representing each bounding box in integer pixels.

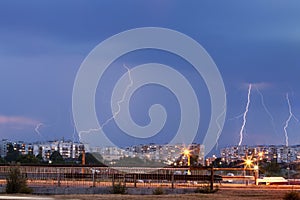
[
  {"left": 183, "top": 148, "right": 191, "bottom": 175},
  {"left": 254, "top": 165, "right": 259, "bottom": 185},
  {"left": 243, "top": 156, "right": 259, "bottom": 185},
  {"left": 243, "top": 156, "right": 254, "bottom": 185},
  {"left": 244, "top": 157, "right": 253, "bottom": 168},
  {"left": 245, "top": 159, "right": 252, "bottom": 167}
]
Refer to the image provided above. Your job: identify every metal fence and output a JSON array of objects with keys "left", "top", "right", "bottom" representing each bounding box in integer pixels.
[{"left": 0, "top": 165, "right": 254, "bottom": 188}]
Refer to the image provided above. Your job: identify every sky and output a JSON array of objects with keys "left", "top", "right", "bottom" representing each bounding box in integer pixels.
[{"left": 0, "top": 1, "right": 300, "bottom": 156}]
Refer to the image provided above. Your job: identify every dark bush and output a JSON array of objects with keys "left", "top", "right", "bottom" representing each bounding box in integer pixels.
[
  {"left": 194, "top": 184, "right": 219, "bottom": 194},
  {"left": 111, "top": 182, "right": 127, "bottom": 194},
  {"left": 153, "top": 187, "right": 164, "bottom": 195},
  {"left": 6, "top": 166, "right": 32, "bottom": 194},
  {"left": 283, "top": 191, "right": 300, "bottom": 200}
]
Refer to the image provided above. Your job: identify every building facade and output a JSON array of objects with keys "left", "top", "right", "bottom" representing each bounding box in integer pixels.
[
  {"left": 220, "top": 145, "right": 300, "bottom": 164},
  {"left": 90, "top": 143, "right": 205, "bottom": 166},
  {"left": 0, "top": 139, "right": 84, "bottom": 161}
]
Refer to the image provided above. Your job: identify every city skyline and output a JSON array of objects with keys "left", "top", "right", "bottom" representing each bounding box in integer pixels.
[
  {"left": 3, "top": 137, "right": 300, "bottom": 166},
  {"left": 0, "top": 1, "right": 300, "bottom": 156}
]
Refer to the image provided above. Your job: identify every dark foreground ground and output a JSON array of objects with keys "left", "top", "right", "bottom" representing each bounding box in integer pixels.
[
  {"left": 54, "top": 189, "right": 295, "bottom": 200},
  {"left": 0, "top": 188, "right": 297, "bottom": 200}
]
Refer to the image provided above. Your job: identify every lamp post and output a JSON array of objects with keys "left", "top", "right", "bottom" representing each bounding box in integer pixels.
[
  {"left": 243, "top": 156, "right": 259, "bottom": 185},
  {"left": 243, "top": 157, "right": 253, "bottom": 186},
  {"left": 258, "top": 152, "right": 263, "bottom": 160},
  {"left": 183, "top": 149, "right": 191, "bottom": 175},
  {"left": 245, "top": 159, "right": 252, "bottom": 168},
  {"left": 254, "top": 165, "right": 259, "bottom": 185}
]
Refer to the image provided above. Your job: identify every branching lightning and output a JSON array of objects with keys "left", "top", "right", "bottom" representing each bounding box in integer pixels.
[
  {"left": 255, "top": 86, "right": 278, "bottom": 135},
  {"left": 101, "top": 64, "right": 133, "bottom": 128},
  {"left": 238, "top": 84, "right": 252, "bottom": 146},
  {"left": 283, "top": 93, "right": 299, "bottom": 146},
  {"left": 69, "top": 110, "right": 78, "bottom": 143},
  {"left": 231, "top": 84, "right": 300, "bottom": 147},
  {"left": 228, "top": 113, "right": 244, "bottom": 121},
  {"left": 72, "top": 124, "right": 76, "bottom": 143},
  {"left": 78, "top": 64, "right": 133, "bottom": 140},
  {"left": 34, "top": 123, "right": 44, "bottom": 137}
]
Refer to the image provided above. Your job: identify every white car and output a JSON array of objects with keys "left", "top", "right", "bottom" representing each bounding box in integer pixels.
[{"left": 225, "top": 173, "right": 234, "bottom": 183}]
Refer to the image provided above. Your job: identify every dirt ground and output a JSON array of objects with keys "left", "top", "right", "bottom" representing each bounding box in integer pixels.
[
  {"left": 0, "top": 188, "right": 295, "bottom": 200},
  {"left": 51, "top": 189, "right": 293, "bottom": 200}
]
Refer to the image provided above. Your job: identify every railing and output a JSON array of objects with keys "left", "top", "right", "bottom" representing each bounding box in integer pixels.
[{"left": 0, "top": 165, "right": 256, "bottom": 188}]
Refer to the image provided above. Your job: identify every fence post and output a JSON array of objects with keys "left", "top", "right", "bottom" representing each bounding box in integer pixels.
[
  {"left": 92, "top": 170, "right": 95, "bottom": 187},
  {"left": 210, "top": 166, "right": 214, "bottom": 191},
  {"left": 171, "top": 173, "right": 174, "bottom": 189},
  {"left": 112, "top": 174, "right": 115, "bottom": 186},
  {"left": 57, "top": 168, "right": 61, "bottom": 187},
  {"left": 123, "top": 174, "right": 126, "bottom": 186},
  {"left": 134, "top": 174, "right": 137, "bottom": 188}
]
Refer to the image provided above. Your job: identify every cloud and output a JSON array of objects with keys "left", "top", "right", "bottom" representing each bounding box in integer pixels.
[
  {"left": 0, "top": 115, "right": 39, "bottom": 126},
  {"left": 251, "top": 82, "right": 273, "bottom": 90},
  {"left": 240, "top": 82, "right": 273, "bottom": 90}
]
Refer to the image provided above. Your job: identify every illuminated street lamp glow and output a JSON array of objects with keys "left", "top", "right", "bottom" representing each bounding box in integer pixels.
[
  {"left": 245, "top": 159, "right": 252, "bottom": 167},
  {"left": 243, "top": 156, "right": 253, "bottom": 168},
  {"left": 183, "top": 148, "right": 191, "bottom": 174},
  {"left": 183, "top": 149, "right": 190, "bottom": 156}
]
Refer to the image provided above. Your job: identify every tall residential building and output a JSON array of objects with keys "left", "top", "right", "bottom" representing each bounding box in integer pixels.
[
  {"left": 220, "top": 145, "right": 300, "bottom": 164},
  {"left": 90, "top": 143, "right": 205, "bottom": 165},
  {"left": 0, "top": 139, "right": 85, "bottom": 161},
  {"left": 0, "top": 139, "right": 9, "bottom": 158}
]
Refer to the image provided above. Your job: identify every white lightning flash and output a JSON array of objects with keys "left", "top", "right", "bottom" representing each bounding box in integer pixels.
[
  {"left": 101, "top": 64, "right": 133, "bottom": 128},
  {"left": 69, "top": 110, "right": 78, "bottom": 143},
  {"left": 238, "top": 84, "right": 252, "bottom": 146},
  {"left": 283, "top": 93, "right": 299, "bottom": 146},
  {"left": 78, "top": 65, "right": 133, "bottom": 140},
  {"left": 255, "top": 87, "right": 278, "bottom": 135},
  {"left": 34, "top": 123, "right": 44, "bottom": 137}
]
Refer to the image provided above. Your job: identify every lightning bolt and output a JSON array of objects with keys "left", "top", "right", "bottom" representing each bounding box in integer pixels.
[
  {"left": 34, "top": 123, "right": 43, "bottom": 137},
  {"left": 72, "top": 124, "right": 77, "bottom": 143},
  {"left": 283, "top": 93, "right": 299, "bottom": 146},
  {"left": 238, "top": 84, "right": 252, "bottom": 146},
  {"left": 255, "top": 86, "right": 278, "bottom": 135},
  {"left": 101, "top": 64, "right": 133, "bottom": 128},
  {"left": 78, "top": 64, "right": 133, "bottom": 140},
  {"left": 69, "top": 110, "right": 78, "bottom": 143}
]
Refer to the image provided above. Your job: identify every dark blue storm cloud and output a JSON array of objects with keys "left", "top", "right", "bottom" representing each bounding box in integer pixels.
[{"left": 0, "top": 0, "right": 300, "bottom": 155}]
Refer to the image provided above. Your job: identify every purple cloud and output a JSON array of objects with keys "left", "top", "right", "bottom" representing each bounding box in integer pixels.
[{"left": 0, "top": 115, "right": 39, "bottom": 126}]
